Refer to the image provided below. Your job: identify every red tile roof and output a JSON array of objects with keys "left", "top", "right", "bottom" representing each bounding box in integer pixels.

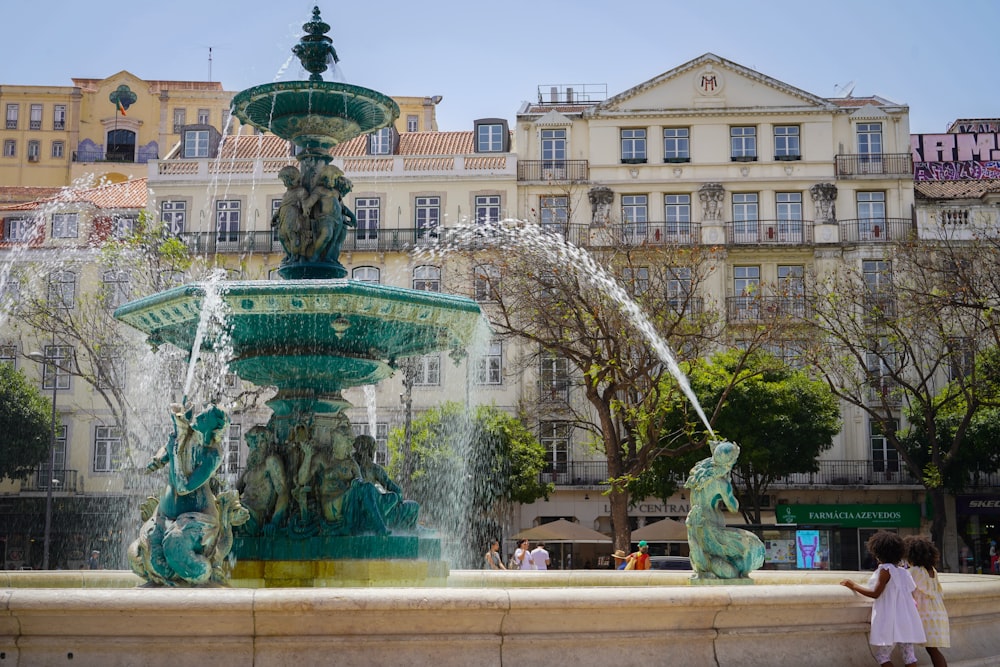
[
  {"left": 915, "top": 180, "right": 1000, "bottom": 200},
  {"left": 0, "top": 186, "right": 65, "bottom": 205},
  {"left": 0, "top": 178, "right": 147, "bottom": 212},
  {"left": 331, "top": 131, "right": 477, "bottom": 156},
  {"left": 218, "top": 134, "right": 294, "bottom": 159}
]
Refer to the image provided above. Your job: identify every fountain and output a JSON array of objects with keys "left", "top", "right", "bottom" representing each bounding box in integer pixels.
[{"left": 3, "top": 7, "right": 1000, "bottom": 666}]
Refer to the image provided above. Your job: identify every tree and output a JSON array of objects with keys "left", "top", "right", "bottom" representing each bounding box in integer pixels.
[
  {"left": 387, "top": 402, "right": 550, "bottom": 567},
  {"left": 0, "top": 363, "right": 57, "bottom": 481}
]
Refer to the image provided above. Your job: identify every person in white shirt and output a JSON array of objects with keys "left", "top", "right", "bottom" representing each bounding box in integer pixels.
[
  {"left": 514, "top": 539, "right": 534, "bottom": 570},
  {"left": 531, "top": 542, "right": 551, "bottom": 570}
]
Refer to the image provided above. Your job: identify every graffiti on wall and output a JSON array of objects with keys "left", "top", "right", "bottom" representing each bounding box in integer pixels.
[{"left": 911, "top": 132, "right": 1000, "bottom": 181}]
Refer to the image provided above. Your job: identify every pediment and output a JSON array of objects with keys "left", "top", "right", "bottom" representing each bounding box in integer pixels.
[
  {"left": 850, "top": 103, "right": 890, "bottom": 120},
  {"left": 534, "top": 110, "right": 573, "bottom": 126},
  {"left": 592, "top": 53, "right": 835, "bottom": 116}
]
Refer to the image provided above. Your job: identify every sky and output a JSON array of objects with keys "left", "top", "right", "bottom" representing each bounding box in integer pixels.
[{"left": 1, "top": 0, "right": 996, "bottom": 134}]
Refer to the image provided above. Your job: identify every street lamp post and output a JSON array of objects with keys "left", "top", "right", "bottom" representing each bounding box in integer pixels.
[{"left": 28, "top": 349, "right": 59, "bottom": 570}]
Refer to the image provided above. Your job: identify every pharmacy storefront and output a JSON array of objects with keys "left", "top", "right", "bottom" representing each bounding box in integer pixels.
[{"left": 766, "top": 503, "right": 922, "bottom": 571}]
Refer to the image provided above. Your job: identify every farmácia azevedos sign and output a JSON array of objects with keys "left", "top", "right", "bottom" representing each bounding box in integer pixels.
[{"left": 775, "top": 504, "right": 920, "bottom": 528}]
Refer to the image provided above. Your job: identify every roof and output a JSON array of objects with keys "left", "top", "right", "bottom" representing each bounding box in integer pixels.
[
  {"left": 218, "top": 134, "right": 293, "bottom": 159},
  {"left": 0, "top": 178, "right": 147, "bottom": 212},
  {"left": 915, "top": 179, "right": 1000, "bottom": 200},
  {"left": 512, "top": 519, "right": 611, "bottom": 543},
  {"left": 0, "top": 186, "right": 65, "bottom": 205},
  {"left": 331, "top": 131, "right": 477, "bottom": 156}
]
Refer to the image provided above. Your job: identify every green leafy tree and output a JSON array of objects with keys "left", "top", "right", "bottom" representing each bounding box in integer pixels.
[
  {"left": 0, "top": 363, "right": 58, "bottom": 481},
  {"left": 387, "top": 402, "right": 550, "bottom": 567}
]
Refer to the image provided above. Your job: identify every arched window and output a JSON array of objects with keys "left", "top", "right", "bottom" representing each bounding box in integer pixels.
[
  {"left": 352, "top": 266, "right": 380, "bottom": 284},
  {"left": 412, "top": 265, "right": 440, "bottom": 291}
]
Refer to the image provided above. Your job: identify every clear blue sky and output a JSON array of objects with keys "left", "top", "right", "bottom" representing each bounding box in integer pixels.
[{"left": 2, "top": 0, "right": 995, "bottom": 134}]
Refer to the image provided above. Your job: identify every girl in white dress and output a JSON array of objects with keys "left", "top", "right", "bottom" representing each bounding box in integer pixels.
[
  {"left": 841, "top": 531, "right": 926, "bottom": 667},
  {"left": 904, "top": 535, "right": 949, "bottom": 667}
]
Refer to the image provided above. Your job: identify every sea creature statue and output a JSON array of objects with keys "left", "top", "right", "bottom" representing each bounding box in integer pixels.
[
  {"left": 684, "top": 440, "right": 765, "bottom": 580},
  {"left": 128, "top": 402, "right": 249, "bottom": 586}
]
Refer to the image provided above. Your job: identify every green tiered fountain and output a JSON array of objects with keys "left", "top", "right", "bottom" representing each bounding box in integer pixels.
[{"left": 113, "top": 6, "right": 482, "bottom": 587}]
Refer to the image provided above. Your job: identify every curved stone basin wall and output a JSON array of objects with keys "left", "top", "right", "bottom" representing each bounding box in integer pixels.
[{"left": 2, "top": 570, "right": 999, "bottom": 666}]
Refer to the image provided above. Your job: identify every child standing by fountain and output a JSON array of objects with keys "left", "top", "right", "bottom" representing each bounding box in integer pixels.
[
  {"left": 904, "top": 535, "right": 949, "bottom": 667},
  {"left": 841, "top": 531, "right": 925, "bottom": 667}
]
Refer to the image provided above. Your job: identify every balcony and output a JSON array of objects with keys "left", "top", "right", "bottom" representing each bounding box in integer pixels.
[
  {"left": 540, "top": 461, "right": 610, "bottom": 486},
  {"left": 73, "top": 149, "right": 159, "bottom": 164},
  {"left": 835, "top": 153, "right": 913, "bottom": 178},
  {"left": 517, "top": 160, "right": 589, "bottom": 182},
  {"left": 726, "top": 219, "right": 813, "bottom": 245},
  {"left": 726, "top": 295, "right": 807, "bottom": 322},
  {"left": 584, "top": 222, "right": 702, "bottom": 247},
  {"left": 178, "top": 228, "right": 445, "bottom": 255},
  {"left": 20, "top": 468, "right": 80, "bottom": 493},
  {"left": 838, "top": 218, "right": 914, "bottom": 243}
]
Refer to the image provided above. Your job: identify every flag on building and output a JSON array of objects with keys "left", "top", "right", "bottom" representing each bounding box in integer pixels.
[{"left": 117, "top": 99, "right": 127, "bottom": 116}]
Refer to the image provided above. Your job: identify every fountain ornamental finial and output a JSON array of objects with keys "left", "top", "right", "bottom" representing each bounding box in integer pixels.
[{"left": 292, "top": 6, "right": 339, "bottom": 82}]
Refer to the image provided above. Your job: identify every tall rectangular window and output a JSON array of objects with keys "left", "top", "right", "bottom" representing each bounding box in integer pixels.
[
  {"left": 48, "top": 270, "right": 76, "bottom": 310},
  {"left": 414, "top": 196, "right": 440, "bottom": 239},
  {"left": 27, "top": 140, "right": 40, "bottom": 161},
  {"left": 476, "top": 340, "right": 503, "bottom": 385},
  {"left": 667, "top": 267, "right": 692, "bottom": 307},
  {"left": 162, "top": 201, "right": 186, "bottom": 235},
  {"left": 621, "top": 129, "right": 647, "bottom": 162},
  {"left": 475, "top": 195, "right": 501, "bottom": 225},
  {"left": 869, "top": 419, "right": 899, "bottom": 474},
  {"left": 173, "top": 108, "right": 186, "bottom": 133},
  {"left": 730, "top": 126, "right": 757, "bottom": 159},
  {"left": 540, "top": 128, "right": 567, "bottom": 174},
  {"left": 51, "top": 141, "right": 64, "bottom": 158},
  {"left": 406, "top": 115, "right": 418, "bottom": 132},
  {"left": 477, "top": 123, "right": 503, "bottom": 152},
  {"left": 413, "top": 354, "right": 441, "bottom": 386},
  {"left": 6, "top": 104, "right": 18, "bottom": 130},
  {"left": 539, "top": 421, "right": 570, "bottom": 473},
  {"left": 733, "top": 265, "right": 760, "bottom": 319},
  {"left": 216, "top": 200, "right": 240, "bottom": 242},
  {"left": 369, "top": 127, "right": 393, "bottom": 155},
  {"left": 183, "top": 130, "right": 209, "bottom": 158},
  {"left": 39, "top": 424, "right": 68, "bottom": 489},
  {"left": 197, "top": 108, "right": 210, "bottom": 125},
  {"left": 474, "top": 264, "right": 499, "bottom": 301},
  {"left": 863, "top": 259, "right": 891, "bottom": 294},
  {"left": 540, "top": 195, "right": 568, "bottom": 233},
  {"left": 774, "top": 126, "right": 800, "bottom": 159},
  {"left": 857, "top": 191, "right": 886, "bottom": 239},
  {"left": 42, "top": 345, "right": 72, "bottom": 391},
  {"left": 775, "top": 192, "right": 802, "bottom": 242},
  {"left": 355, "top": 197, "right": 380, "bottom": 245},
  {"left": 225, "top": 424, "right": 241, "bottom": 474},
  {"left": 622, "top": 266, "right": 649, "bottom": 295},
  {"left": 96, "top": 346, "right": 125, "bottom": 390},
  {"left": 102, "top": 269, "right": 131, "bottom": 309},
  {"left": 29, "top": 104, "right": 42, "bottom": 130},
  {"left": 3, "top": 139, "right": 15, "bottom": 157},
  {"left": 93, "top": 425, "right": 123, "bottom": 473},
  {"left": 53, "top": 105, "right": 66, "bottom": 130},
  {"left": 539, "top": 353, "right": 569, "bottom": 401},
  {"left": 664, "top": 194, "right": 691, "bottom": 238},
  {"left": 663, "top": 128, "right": 690, "bottom": 161},
  {"left": 52, "top": 213, "right": 79, "bottom": 238},
  {"left": 732, "top": 193, "right": 759, "bottom": 242},
  {"left": 621, "top": 194, "right": 647, "bottom": 243},
  {"left": 857, "top": 123, "right": 883, "bottom": 155}
]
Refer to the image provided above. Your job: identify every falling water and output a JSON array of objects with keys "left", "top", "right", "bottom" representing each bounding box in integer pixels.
[
  {"left": 183, "top": 269, "right": 232, "bottom": 400},
  {"left": 363, "top": 385, "right": 378, "bottom": 437},
  {"left": 422, "top": 220, "right": 715, "bottom": 438}
]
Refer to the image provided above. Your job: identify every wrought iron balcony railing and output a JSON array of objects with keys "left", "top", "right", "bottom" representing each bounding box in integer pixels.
[
  {"left": 517, "top": 160, "right": 590, "bottom": 181},
  {"left": 726, "top": 219, "right": 814, "bottom": 245},
  {"left": 835, "top": 153, "right": 913, "bottom": 177},
  {"left": 726, "top": 295, "right": 807, "bottom": 322},
  {"left": 838, "top": 218, "right": 914, "bottom": 243},
  {"left": 178, "top": 228, "right": 446, "bottom": 255},
  {"left": 72, "top": 149, "right": 159, "bottom": 164},
  {"left": 21, "top": 468, "right": 79, "bottom": 493}
]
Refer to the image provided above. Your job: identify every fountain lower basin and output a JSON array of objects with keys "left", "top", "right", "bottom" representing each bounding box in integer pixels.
[{"left": 3, "top": 570, "right": 999, "bottom": 667}]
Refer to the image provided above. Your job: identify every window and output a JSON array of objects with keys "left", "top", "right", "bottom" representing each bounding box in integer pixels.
[
  {"left": 29, "top": 104, "right": 42, "bottom": 130},
  {"left": 216, "top": 200, "right": 240, "bottom": 243},
  {"left": 352, "top": 422, "right": 390, "bottom": 465},
  {"left": 39, "top": 424, "right": 68, "bottom": 489},
  {"left": 775, "top": 192, "right": 803, "bottom": 242},
  {"left": 161, "top": 200, "right": 186, "bottom": 235},
  {"left": 414, "top": 196, "right": 440, "bottom": 239},
  {"left": 664, "top": 194, "right": 691, "bottom": 239},
  {"left": 97, "top": 346, "right": 125, "bottom": 390},
  {"left": 474, "top": 264, "right": 499, "bottom": 301},
  {"left": 369, "top": 127, "right": 392, "bottom": 155},
  {"left": 732, "top": 193, "right": 759, "bottom": 242},
  {"left": 622, "top": 266, "right": 649, "bottom": 295},
  {"left": 352, "top": 266, "right": 380, "bottom": 283},
  {"left": 476, "top": 340, "right": 503, "bottom": 385},
  {"left": 862, "top": 260, "right": 893, "bottom": 317},
  {"left": 355, "top": 197, "right": 380, "bottom": 246},
  {"left": 113, "top": 214, "right": 139, "bottom": 239},
  {"left": 621, "top": 195, "right": 648, "bottom": 243},
  {"left": 51, "top": 213, "right": 78, "bottom": 238},
  {"left": 539, "top": 352, "right": 569, "bottom": 400},
  {"left": 857, "top": 192, "right": 886, "bottom": 239},
  {"left": 225, "top": 423, "right": 241, "bottom": 474},
  {"left": 774, "top": 126, "right": 800, "bottom": 159},
  {"left": 475, "top": 195, "right": 501, "bottom": 225},
  {"left": 93, "top": 425, "right": 124, "bottom": 473},
  {"left": 53, "top": 105, "right": 66, "bottom": 130},
  {"left": 103, "top": 269, "right": 131, "bottom": 309},
  {"left": 948, "top": 337, "right": 975, "bottom": 381},
  {"left": 539, "top": 421, "right": 570, "bottom": 474},
  {"left": 6, "top": 104, "right": 18, "bottom": 130},
  {"left": 42, "top": 345, "right": 72, "bottom": 391},
  {"left": 413, "top": 354, "right": 440, "bottom": 386},
  {"left": 27, "top": 140, "right": 40, "bottom": 161},
  {"left": 667, "top": 267, "right": 692, "bottom": 308},
  {"left": 733, "top": 265, "right": 760, "bottom": 319},
  {"left": 412, "top": 265, "right": 440, "bottom": 292},
  {"left": 51, "top": 141, "right": 64, "bottom": 158},
  {"left": 48, "top": 270, "right": 76, "bottom": 309},
  {"left": 406, "top": 115, "right": 418, "bottom": 132},
  {"left": 621, "top": 129, "right": 647, "bottom": 163},
  {"left": 476, "top": 123, "right": 504, "bottom": 152},
  {"left": 173, "top": 108, "right": 186, "bottom": 133},
  {"left": 3, "top": 139, "right": 15, "bottom": 157},
  {"left": 183, "top": 129, "right": 209, "bottom": 158},
  {"left": 777, "top": 265, "right": 805, "bottom": 317},
  {"left": 869, "top": 419, "right": 899, "bottom": 474},
  {"left": 730, "top": 126, "right": 757, "bottom": 160},
  {"left": 3, "top": 216, "right": 33, "bottom": 242},
  {"left": 0, "top": 344, "right": 15, "bottom": 366},
  {"left": 539, "top": 196, "right": 568, "bottom": 234},
  {"left": 857, "top": 123, "right": 882, "bottom": 155},
  {"left": 541, "top": 129, "right": 567, "bottom": 175},
  {"left": 197, "top": 108, "right": 210, "bottom": 125},
  {"left": 663, "top": 128, "right": 690, "bottom": 162}
]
